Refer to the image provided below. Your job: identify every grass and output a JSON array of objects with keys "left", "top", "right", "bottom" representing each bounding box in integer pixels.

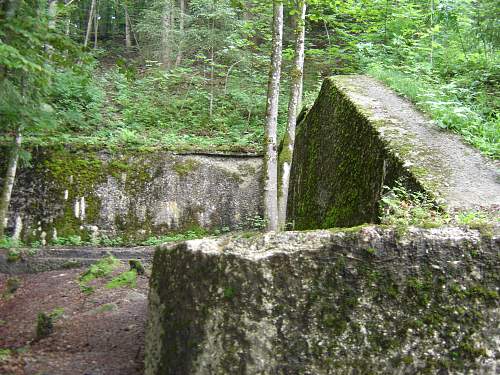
[
  {"left": 367, "top": 66, "right": 499, "bottom": 159},
  {"left": 105, "top": 270, "right": 137, "bottom": 289},
  {"left": 79, "top": 256, "right": 121, "bottom": 290}
]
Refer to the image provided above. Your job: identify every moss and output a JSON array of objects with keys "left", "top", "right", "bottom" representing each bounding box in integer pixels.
[
  {"left": 106, "top": 270, "right": 137, "bottom": 289},
  {"left": 79, "top": 256, "right": 121, "bottom": 284},
  {"left": 35, "top": 312, "right": 53, "bottom": 340},
  {"left": 129, "top": 259, "right": 145, "bottom": 275},
  {"left": 173, "top": 158, "right": 200, "bottom": 177},
  {"left": 287, "top": 77, "right": 446, "bottom": 230}
]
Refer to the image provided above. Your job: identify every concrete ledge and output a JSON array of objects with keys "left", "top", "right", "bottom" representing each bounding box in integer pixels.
[{"left": 145, "top": 226, "right": 500, "bottom": 374}]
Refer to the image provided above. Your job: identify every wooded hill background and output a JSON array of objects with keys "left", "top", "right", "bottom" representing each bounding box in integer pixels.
[{"left": 0, "top": 0, "right": 498, "bottom": 157}]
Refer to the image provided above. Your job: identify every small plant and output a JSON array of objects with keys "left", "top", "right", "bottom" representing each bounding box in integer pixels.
[
  {"left": 106, "top": 270, "right": 137, "bottom": 289},
  {"left": 0, "top": 237, "right": 23, "bottom": 249},
  {"left": 78, "top": 255, "right": 121, "bottom": 293},
  {"left": 99, "top": 235, "right": 124, "bottom": 247},
  {"left": 246, "top": 215, "right": 267, "bottom": 230},
  {"left": 49, "top": 307, "right": 65, "bottom": 321},
  {"left": 36, "top": 312, "right": 53, "bottom": 340},
  {"left": 52, "top": 235, "right": 84, "bottom": 246},
  {"left": 30, "top": 240, "right": 42, "bottom": 249},
  {"left": 6, "top": 249, "right": 21, "bottom": 263},
  {"left": 379, "top": 181, "right": 447, "bottom": 231},
  {"left": 0, "top": 348, "right": 12, "bottom": 362},
  {"left": 5, "top": 277, "right": 21, "bottom": 295},
  {"left": 456, "top": 211, "right": 490, "bottom": 228},
  {"left": 129, "top": 259, "right": 145, "bottom": 275}
]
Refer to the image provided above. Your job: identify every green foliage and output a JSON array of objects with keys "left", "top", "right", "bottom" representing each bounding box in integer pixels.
[
  {"left": 368, "top": 65, "right": 499, "bottom": 158},
  {"left": 0, "top": 237, "right": 23, "bottom": 250},
  {"left": 0, "top": 348, "right": 12, "bottom": 362},
  {"left": 79, "top": 256, "right": 121, "bottom": 285},
  {"left": 36, "top": 312, "right": 53, "bottom": 340},
  {"left": 380, "top": 181, "right": 447, "bottom": 229},
  {"left": 51, "top": 235, "right": 84, "bottom": 246},
  {"left": 129, "top": 259, "right": 145, "bottom": 275},
  {"left": 105, "top": 270, "right": 137, "bottom": 289},
  {"left": 140, "top": 228, "right": 208, "bottom": 246}
]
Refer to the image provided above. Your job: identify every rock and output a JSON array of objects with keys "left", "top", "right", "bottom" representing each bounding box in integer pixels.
[{"left": 145, "top": 226, "right": 499, "bottom": 374}]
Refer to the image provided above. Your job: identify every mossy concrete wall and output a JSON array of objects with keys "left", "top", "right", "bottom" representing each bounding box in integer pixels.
[
  {"left": 145, "top": 226, "right": 499, "bottom": 374},
  {"left": 287, "top": 75, "right": 500, "bottom": 230},
  {"left": 0, "top": 148, "right": 262, "bottom": 243}
]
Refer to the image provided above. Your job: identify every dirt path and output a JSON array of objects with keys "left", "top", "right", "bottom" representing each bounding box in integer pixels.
[{"left": 0, "top": 264, "right": 148, "bottom": 375}]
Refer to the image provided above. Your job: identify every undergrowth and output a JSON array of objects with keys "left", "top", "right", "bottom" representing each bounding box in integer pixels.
[
  {"left": 78, "top": 255, "right": 121, "bottom": 293},
  {"left": 367, "top": 65, "right": 499, "bottom": 159}
]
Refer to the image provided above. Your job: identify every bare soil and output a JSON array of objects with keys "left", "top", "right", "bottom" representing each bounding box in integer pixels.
[{"left": 0, "top": 264, "right": 148, "bottom": 375}]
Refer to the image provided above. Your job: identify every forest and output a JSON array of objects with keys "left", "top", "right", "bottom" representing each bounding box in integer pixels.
[{"left": 0, "top": 0, "right": 498, "bottom": 156}]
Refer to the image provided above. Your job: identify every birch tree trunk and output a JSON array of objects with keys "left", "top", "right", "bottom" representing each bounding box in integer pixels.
[
  {"left": 278, "top": 0, "right": 306, "bottom": 230},
  {"left": 93, "top": 0, "right": 98, "bottom": 49},
  {"left": 0, "top": 126, "right": 22, "bottom": 239},
  {"left": 175, "top": 0, "right": 185, "bottom": 67},
  {"left": 124, "top": 5, "right": 132, "bottom": 51},
  {"left": 263, "top": 0, "right": 283, "bottom": 232},
  {"left": 84, "top": 0, "right": 96, "bottom": 47}
]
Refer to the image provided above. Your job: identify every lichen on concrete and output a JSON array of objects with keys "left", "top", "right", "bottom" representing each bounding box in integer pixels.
[{"left": 145, "top": 225, "right": 500, "bottom": 374}]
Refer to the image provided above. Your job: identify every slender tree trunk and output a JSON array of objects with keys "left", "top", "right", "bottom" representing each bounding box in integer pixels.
[
  {"left": 278, "top": 0, "right": 306, "bottom": 230},
  {"left": 0, "top": 126, "right": 22, "bottom": 239},
  {"left": 209, "top": 46, "right": 214, "bottom": 118},
  {"left": 263, "top": 0, "right": 283, "bottom": 232},
  {"left": 430, "top": 0, "right": 434, "bottom": 69},
  {"left": 175, "top": 0, "right": 185, "bottom": 67},
  {"left": 124, "top": 5, "right": 132, "bottom": 51},
  {"left": 84, "top": 0, "right": 96, "bottom": 47},
  {"left": 46, "top": 0, "right": 57, "bottom": 54},
  {"left": 161, "top": 0, "right": 173, "bottom": 69},
  {"left": 93, "top": 0, "right": 99, "bottom": 48}
]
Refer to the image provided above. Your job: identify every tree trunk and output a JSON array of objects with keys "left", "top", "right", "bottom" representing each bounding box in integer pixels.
[
  {"left": 175, "top": 0, "right": 185, "bottom": 67},
  {"left": 161, "top": 0, "right": 173, "bottom": 69},
  {"left": 93, "top": 0, "right": 99, "bottom": 48},
  {"left": 124, "top": 5, "right": 132, "bottom": 51},
  {"left": 45, "top": 0, "right": 57, "bottom": 54},
  {"left": 84, "top": 0, "right": 96, "bottom": 47},
  {"left": 263, "top": 0, "right": 283, "bottom": 232},
  {"left": 278, "top": 0, "right": 306, "bottom": 230},
  {"left": 0, "top": 126, "right": 22, "bottom": 239}
]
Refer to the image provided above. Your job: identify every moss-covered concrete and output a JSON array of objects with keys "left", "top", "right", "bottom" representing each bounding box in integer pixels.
[
  {"left": 287, "top": 76, "right": 500, "bottom": 230},
  {"left": 145, "top": 226, "right": 500, "bottom": 374},
  {"left": 1, "top": 147, "right": 263, "bottom": 244}
]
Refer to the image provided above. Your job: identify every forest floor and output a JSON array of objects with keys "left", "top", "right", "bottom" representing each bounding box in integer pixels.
[{"left": 0, "top": 264, "right": 149, "bottom": 375}]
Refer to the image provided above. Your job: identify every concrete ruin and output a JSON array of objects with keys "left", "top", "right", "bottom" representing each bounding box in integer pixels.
[{"left": 1, "top": 149, "right": 262, "bottom": 243}]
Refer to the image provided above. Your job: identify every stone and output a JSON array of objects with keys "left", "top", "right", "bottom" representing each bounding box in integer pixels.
[{"left": 145, "top": 226, "right": 499, "bottom": 375}]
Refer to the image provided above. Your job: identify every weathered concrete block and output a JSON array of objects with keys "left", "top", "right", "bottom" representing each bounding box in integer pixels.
[
  {"left": 146, "top": 226, "right": 499, "bottom": 374},
  {"left": 0, "top": 148, "right": 262, "bottom": 243},
  {"left": 288, "top": 76, "right": 500, "bottom": 229}
]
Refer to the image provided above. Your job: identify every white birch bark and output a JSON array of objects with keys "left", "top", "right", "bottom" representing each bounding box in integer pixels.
[
  {"left": 278, "top": 0, "right": 306, "bottom": 230},
  {"left": 84, "top": 0, "right": 96, "bottom": 47},
  {"left": 263, "top": 0, "right": 283, "bottom": 232},
  {"left": 0, "top": 127, "right": 22, "bottom": 239}
]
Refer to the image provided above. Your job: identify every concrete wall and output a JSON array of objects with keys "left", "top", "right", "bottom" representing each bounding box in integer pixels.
[
  {"left": 1, "top": 148, "right": 263, "bottom": 243},
  {"left": 146, "top": 226, "right": 500, "bottom": 375},
  {"left": 288, "top": 76, "right": 500, "bottom": 230}
]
